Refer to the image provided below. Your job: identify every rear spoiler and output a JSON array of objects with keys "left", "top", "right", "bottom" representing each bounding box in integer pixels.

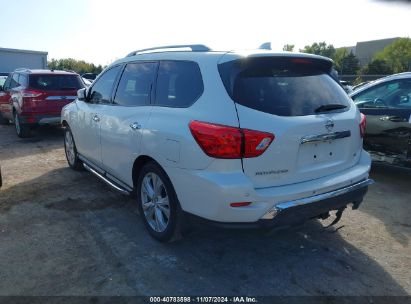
[
  {"left": 218, "top": 55, "right": 335, "bottom": 88},
  {"left": 218, "top": 54, "right": 338, "bottom": 98},
  {"left": 246, "top": 55, "right": 334, "bottom": 73}
]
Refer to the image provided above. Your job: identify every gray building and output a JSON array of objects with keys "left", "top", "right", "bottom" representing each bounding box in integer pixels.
[
  {"left": 341, "top": 37, "right": 400, "bottom": 67},
  {"left": 0, "top": 47, "right": 48, "bottom": 73}
]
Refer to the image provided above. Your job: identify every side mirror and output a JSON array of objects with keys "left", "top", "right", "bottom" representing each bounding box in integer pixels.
[
  {"left": 0, "top": 85, "right": 3, "bottom": 91},
  {"left": 77, "top": 88, "right": 87, "bottom": 101},
  {"left": 400, "top": 95, "right": 409, "bottom": 104}
]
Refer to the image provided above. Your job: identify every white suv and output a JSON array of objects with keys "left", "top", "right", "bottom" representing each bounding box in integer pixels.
[{"left": 62, "top": 45, "right": 373, "bottom": 242}]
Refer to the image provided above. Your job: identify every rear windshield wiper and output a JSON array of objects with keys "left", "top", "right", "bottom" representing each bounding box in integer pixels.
[
  {"left": 315, "top": 104, "right": 347, "bottom": 113},
  {"left": 59, "top": 87, "right": 78, "bottom": 90}
]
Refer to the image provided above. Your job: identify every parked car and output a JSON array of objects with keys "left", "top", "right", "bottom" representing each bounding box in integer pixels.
[
  {"left": 81, "top": 73, "right": 97, "bottom": 81},
  {"left": 340, "top": 80, "right": 353, "bottom": 94},
  {"left": 82, "top": 77, "right": 92, "bottom": 87},
  {"left": 350, "top": 72, "right": 411, "bottom": 168},
  {"left": 0, "top": 69, "right": 85, "bottom": 137},
  {"left": 352, "top": 81, "right": 371, "bottom": 92},
  {"left": 62, "top": 45, "right": 373, "bottom": 242},
  {"left": 0, "top": 75, "right": 8, "bottom": 87}
]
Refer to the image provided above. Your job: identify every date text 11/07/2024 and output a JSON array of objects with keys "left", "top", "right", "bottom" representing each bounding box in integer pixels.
[{"left": 149, "top": 297, "right": 258, "bottom": 303}]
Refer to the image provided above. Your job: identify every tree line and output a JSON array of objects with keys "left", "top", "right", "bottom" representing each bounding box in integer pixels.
[
  {"left": 47, "top": 38, "right": 410, "bottom": 82},
  {"left": 283, "top": 38, "right": 411, "bottom": 83},
  {"left": 47, "top": 58, "right": 105, "bottom": 75}
]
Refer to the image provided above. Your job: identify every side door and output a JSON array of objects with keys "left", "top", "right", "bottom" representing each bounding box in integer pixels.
[
  {"left": 12, "top": 73, "right": 28, "bottom": 115},
  {"left": 100, "top": 62, "right": 157, "bottom": 187},
  {"left": 74, "top": 65, "right": 122, "bottom": 166},
  {"left": 353, "top": 78, "right": 411, "bottom": 163},
  {"left": 0, "top": 74, "right": 14, "bottom": 120}
]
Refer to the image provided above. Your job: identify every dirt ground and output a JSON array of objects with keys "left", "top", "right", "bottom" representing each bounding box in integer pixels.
[{"left": 0, "top": 124, "right": 410, "bottom": 297}]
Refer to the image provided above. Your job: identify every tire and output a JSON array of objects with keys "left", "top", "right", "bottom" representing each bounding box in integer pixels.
[
  {"left": 14, "top": 111, "right": 31, "bottom": 138},
  {"left": 64, "top": 126, "right": 83, "bottom": 170},
  {"left": 136, "top": 161, "right": 183, "bottom": 242},
  {"left": 0, "top": 112, "right": 9, "bottom": 125}
]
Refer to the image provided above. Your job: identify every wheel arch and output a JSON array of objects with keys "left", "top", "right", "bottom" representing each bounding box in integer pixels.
[
  {"left": 132, "top": 155, "right": 158, "bottom": 189},
  {"left": 131, "top": 155, "right": 178, "bottom": 197}
]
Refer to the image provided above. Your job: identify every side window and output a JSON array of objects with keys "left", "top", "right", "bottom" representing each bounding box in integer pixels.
[
  {"left": 155, "top": 61, "right": 203, "bottom": 107},
  {"left": 386, "top": 80, "right": 411, "bottom": 109},
  {"left": 114, "top": 62, "right": 156, "bottom": 106},
  {"left": 3, "top": 75, "right": 12, "bottom": 90},
  {"left": 18, "top": 74, "right": 28, "bottom": 88},
  {"left": 353, "top": 80, "right": 401, "bottom": 108},
  {"left": 10, "top": 73, "right": 20, "bottom": 89},
  {"left": 89, "top": 65, "right": 121, "bottom": 104}
]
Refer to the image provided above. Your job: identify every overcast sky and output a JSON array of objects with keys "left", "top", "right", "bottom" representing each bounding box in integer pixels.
[{"left": 0, "top": 0, "right": 410, "bottom": 66}]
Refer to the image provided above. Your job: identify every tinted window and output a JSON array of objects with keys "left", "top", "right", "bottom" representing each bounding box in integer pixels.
[
  {"left": 353, "top": 80, "right": 411, "bottom": 109},
  {"left": 82, "top": 73, "right": 97, "bottom": 80},
  {"left": 19, "top": 74, "right": 28, "bottom": 87},
  {"left": 10, "top": 73, "right": 20, "bottom": 88},
  {"left": 218, "top": 57, "right": 350, "bottom": 117},
  {"left": 2, "top": 75, "right": 11, "bottom": 89},
  {"left": 114, "top": 62, "right": 156, "bottom": 106},
  {"left": 90, "top": 66, "right": 121, "bottom": 104},
  {"left": 29, "top": 74, "right": 84, "bottom": 91},
  {"left": 155, "top": 61, "right": 203, "bottom": 107}
]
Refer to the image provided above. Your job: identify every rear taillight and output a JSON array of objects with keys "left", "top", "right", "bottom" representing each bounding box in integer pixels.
[
  {"left": 22, "top": 90, "right": 43, "bottom": 98},
  {"left": 243, "top": 129, "right": 274, "bottom": 158},
  {"left": 290, "top": 58, "right": 313, "bottom": 65},
  {"left": 359, "top": 113, "right": 366, "bottom": 138},
  {"left": 189, "top": 121, "right": 242, "bottom": 158},
  {"left": 189, "top": 121, "right": 274, "bottom": 159}
]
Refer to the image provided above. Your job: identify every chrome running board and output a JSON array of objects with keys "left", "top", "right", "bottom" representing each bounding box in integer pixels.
[{"left": 82, "top": 162, "right": 131, "bottom": 195}]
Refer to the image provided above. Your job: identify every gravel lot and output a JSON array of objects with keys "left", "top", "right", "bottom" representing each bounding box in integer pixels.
[{"left": 0, "top": 124, "right": 410, "bottom": 297}]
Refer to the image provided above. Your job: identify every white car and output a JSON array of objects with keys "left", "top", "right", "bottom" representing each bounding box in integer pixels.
[
  {"left": 62, "top": 45, "right": 373, "bottom": 242},
  {"left": 81, "top": 77, "right": 92, "bottom": 87}
]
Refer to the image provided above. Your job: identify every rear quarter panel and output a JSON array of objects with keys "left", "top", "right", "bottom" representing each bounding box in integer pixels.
[{"left": 140, "top": 54, "right": 243, "bottom": 172}]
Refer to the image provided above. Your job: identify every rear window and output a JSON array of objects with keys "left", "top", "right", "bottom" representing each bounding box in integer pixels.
[
  {"left": 218, "top": 57, "right": 351, "bottom": 116},
  {"left": 29, "top": 74, "right": 84, "bottom": 91}
]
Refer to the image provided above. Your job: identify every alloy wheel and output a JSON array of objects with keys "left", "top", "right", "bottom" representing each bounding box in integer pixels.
[
  {"left": 65, "top": 131, "right": 76, "bottom": 165},
  {"left": 140, "top": 172, "right": 171, "bottom": 233}
]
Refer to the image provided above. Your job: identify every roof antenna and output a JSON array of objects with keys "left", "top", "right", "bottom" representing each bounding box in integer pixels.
[{"left": 259, "top": 42, "right": 271, "bottom": 50}]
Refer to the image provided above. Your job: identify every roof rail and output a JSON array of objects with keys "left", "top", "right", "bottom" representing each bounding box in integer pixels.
[
  {"left": 126, "top": 44, "right": 211, "bottom": 57},
  {"left": 14, "top": 68, "right": 31, "bottom": 73}
]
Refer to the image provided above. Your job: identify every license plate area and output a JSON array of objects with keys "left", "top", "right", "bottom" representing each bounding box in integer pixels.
[
  {"left": 300, "top": 141, "right": 338, "bottom": 163},
  {"left": 297, "top": 139, "right": 348, "bottom": 171}
]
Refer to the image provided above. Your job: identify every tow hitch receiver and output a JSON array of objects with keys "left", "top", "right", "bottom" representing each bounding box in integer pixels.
[{"left": 324, "top": 206, "right": 346, "bottom": 228}]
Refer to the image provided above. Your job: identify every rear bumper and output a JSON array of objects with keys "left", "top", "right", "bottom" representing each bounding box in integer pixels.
[
  {"left": 19, "top": 114, "right": 61, "bottom": 125},
  {"left": 185, "top": 179, "right": 372, "bottom": 229},
  {"left": 258, "top": 178, "right": 373, "bottom": 228},
  {"left": 166, "top": 150, "right": 372, "bottom": 223}
]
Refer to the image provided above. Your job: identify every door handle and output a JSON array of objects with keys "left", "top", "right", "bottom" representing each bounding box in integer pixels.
[
  {"left": 92, "top": 114, "right": 100, "bottom": 122},
  {"left": 388, "top": 116, "right": 406, "bottom": 122},
  {"left": 380, "top": 116, "right": 406, "bottom": 122},
  {"left": 130, "top": 122, "right": 141, "bottom": 130}
]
